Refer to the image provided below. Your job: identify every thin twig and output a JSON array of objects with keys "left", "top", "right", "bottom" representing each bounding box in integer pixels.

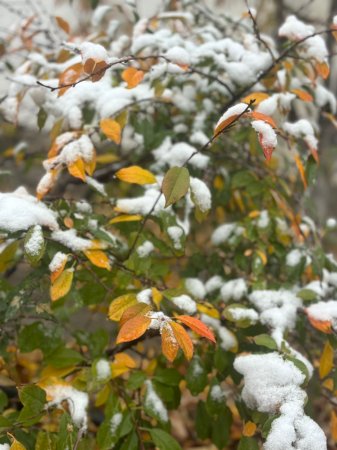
[{"left": 245, "top": 0, "right": 275, "bottom": 62}]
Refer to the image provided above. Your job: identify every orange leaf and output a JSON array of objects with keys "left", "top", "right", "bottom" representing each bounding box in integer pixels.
[
  {"left": 116, "top": 314, "right": 151, "bottom": 344},
  {"left": 84, "top": 249, "right": 111, "bottom": 270},
  {"left": 50, "top": 255, "right": 68, "bottom": 283},
  {"left": 115, "top": 165, "right": 156, "bottom": 185},
  {"left": 214, "top": 114, "right": 239, "bottom": 136},
  {"left": 58, "top": 63, "right": 83, "bottom": 96},
  {"left": 122, "top": 67, "right": 144, "bottom": 89},
  {"left": 176, "top": 315, "right": 216, "bottom": 343},
  {"left": 55, "top": 16, "right": 70, "bottom": 34},
  {"left": 119, "top": 302, "right": 152, "bottom": 328},
  {"left": 242, "top": 92, "right": 269, "bottom": 105},
  {"left": 100, "top": 118, "right": 121, "bottom": 144},
  {"left": 307, "top": 314, "right": 332, "bottom": 334},
  {"left": 331, "top": 410, "right": 337, "bottom": 441},
  {"left": 161, "top": 323, "right": 179, "bottom": 362},
  {"left": 243, "top": 421, "right": 257, "bottom": 437},
  {"left": 319, "top": 340, "right": 334, "bottom": 378},
  {"left": 83, "top": 59, "right": 108, "bottom": 82},
  {"left": 50, "top": 268, "right": 73, "bottom": 302},
  {"left": 315, "top": 61, "right": 330, "bottom": 79},
  {"left": 68, "top": 158, "right": 86, "bottom": 181},
  {"left": 249, "top": 111, "right": 276, "bottom": 128},
  {"left": 170, "top": 321, "right": 193, "bottom": 360},
  {"left": 294, "top": 154, "right": 307, "bottom": 189},
  {"left": 291, "top": 89, "right": 313, "bottom": 102}
]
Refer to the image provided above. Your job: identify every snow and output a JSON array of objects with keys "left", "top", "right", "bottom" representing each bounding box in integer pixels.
[
  {"left": 278, "top": 15, "right": 314, "bottom": 40},
  {"left": 185, "top": 278, "right": 206, "bottom": 299},
  {"left": 166, "top": 46, "right": 190, "bottom": 65},
  {"left": 221, "top": 278, "right": 247, "bottom": 302},
  {"left": 110, "top": 412, "right": 123, "bottom": 434},
  {"left": 315, "top": 85, "right": 337, "bottom": 114},
  {"left": 79, "top": 41, "right": 109, "bottom": 63},
  {"left": 147, "top": 311, "right": 171, "bottom": 331},
  {"left": 205, "top": 275, "right": 223, "bottom": 293},
  {"left": 96, "top": 359, "right": 111, "bottom": 380},
  {"left": 0, "top": 444, "right": 10, "bottom": 450},
  {"left": 0, "top": 188, "right": 59, "bottom": 232},
  {"left": 326, "top": 218, "right": 337, "bottom": 229},
  {"left": 144, "top": 380, "right": 168, "bottom": 422},
  {"left": 152, "top": 138, "right": 209, "bottom": 169},
  {"left": 167, "top": 226, "right": 184, "bottom": 249},
  {"left": 46, "top": 384, "right": 89, "bottom": 428},
  {"left": 24, "top": 225, "right": 44, "bottom": 256},
  {"left": 283, "top": 119, "right": 318, "bottom": 151},
  {"left": 172, "top": 294, "right": 197, "bottom": 314},
  {"left": 190, "top": 177, "right": 211, "bottom": 213},
  {"left": 306, "top": 300, "right": 337, "bottom": 326},
  {"left": 249, "top": 290, "right": 302, "bottom": 344},
  {"left": 210, "top": 385, "right": 225, "bottom": 402},
  {"left": 137, "top": 288, "right": 152, "bottom": 305},
  {"left": 234, "top": 353, "right": 327, "bottom": 450},
  {"left": 137, "top": 240, "right": 154, "bottom": 258},
  {"left": 86, "top": 177, "right": 107, "bottom": 196},
  {"left": 58, "top": 135, "right": 95, "bottom": 166},
  {"left": 201, "top": 315, "right": 237, "bottom": 351},
  {"left": 215, "top": 103, "right": 249, "bottom": 131},
  {"left": 92, "top": 5, "right": 112, "bottom": 27},
  {"left": 211, "top": 223, "right": 243, "bottom": 245},
  {"left": 51, "top": 229, "right": 93, "bottom": 252},
  {"left": 257, "top": 210, "right": 270, "bottom": 228},
  {"left": 251, "top": 120, "right": 277, "bottom": 149},
  {"left": 116, "top": 187, "right": 164, "bottom": 215},
  {"left": 286, "top": 249, "right": 303, "bottom": 267},
  {"left": 229, "top": 307, "right": 259, "bottom": 323}
]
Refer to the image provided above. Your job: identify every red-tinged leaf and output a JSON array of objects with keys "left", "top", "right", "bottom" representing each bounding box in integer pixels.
[
  {"left": 257, "top": 134, "right": 274, "bottom": 162},
  {"left": 119, "top": 303, "right": 152, "bottom": 328},
  {"left": 249, "top": 111, "right": 276, "bottom": 128},
  {"left": 294, "top": 154, "right": 307, "bottom": 189},
  {"left": 307, "top": 315, "right": 332, "bottom": 334},
  {"left": 161, "top": 323, "right": 179, "bottom": 362},
  {"left": 311, "top": 148, "right": 319, "bottom": 164},
  {"left": 116, "top": 314, "right": 151, "bottom": 344},
  {"left": 170, "top": 321, "right": 193, "bottom": 360},
  {"left": 176, "top": 315, "right": 216, "bottom": 343}
]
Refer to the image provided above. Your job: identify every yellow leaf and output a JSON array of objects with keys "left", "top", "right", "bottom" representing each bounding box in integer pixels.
[
  {"left": 109, "top": 214, "right": 142, "bottom": 224},
  {"left": 291, "top": 89, "right": 313, "bottom": 102},
  {"left": 111, "top": 352, "right": 137, "bottom": 378},
  {"left": 319, "top": 340, "right": 334, "bottom": 378},
  {"left": 242, "top": 92, "right": 269, "bottom": 105},
  {"left": 170, "top": 321, "right": 194, "bottom": 360},
  {"left": 100, "top": 118, "right": 122, "bottom": 144},
  {"left": 68, "top": 158, "right": 86, "bottom": 181},
  {"left": 96, "top": 153, "right": 119, "bottom": 164},
  {"left": 8, "top": 434, "right": 26, "bottom": 450},
  {"left": 152, "top": 287, "right": 163, "bottom": 308},
  {"left": 331, "top": 410, "right": 337, "bottom": 441},
  {"left": 255, "top": 250, "right": 267, "bottom": 266},
  {"left": 95, "top": 384, "right": 111, "bottom": 407},
  {"left": 243, "top": 421, "right": 257, "bottom": 437},
  {"left": 50, "top": 268, "right": 74, "bottom": 302},
  {"left": 197, "top": 303, "right": 220, "bottom": 319},
  {"left": 50, "top": 254, "right": 68, "bottom": 283},
  {"left": 84, "top": 152, "right": 96, "bottom": 176},
  {"left": 294, "top": 154, "right": 307, "bottom": 190},
  {"left": 84, "top": 249, "right": 111, "bottom": 270},
  {"left": 115, "top": 165, "right": 156, "bottom": 185},
  {"left": 122, "top": 67, "right": 144, "bottom": 89},
  {"left": 40, "top": 365, "right": 76, "bottom": 381},
  {"left": 108, "top": 294, "right": 138, "bottom": 321}
]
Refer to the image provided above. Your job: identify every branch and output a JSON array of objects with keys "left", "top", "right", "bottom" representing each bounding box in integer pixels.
[{"left": 245, "top": 0, "right": 275, "bottom": 62}]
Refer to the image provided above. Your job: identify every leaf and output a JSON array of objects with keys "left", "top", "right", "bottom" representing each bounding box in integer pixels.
[
  {"left": 242, "top": 92, "right": 269, "bottom": 105},
  {"left": 214, "top": 114, "right": 240, "bottom": 136},
  {"left": 148, "top": 428, "right": 182, "bottom": 450},
  {"left": 249, "top": 111, "right": 276, "bottom": 128},
  {"left": 243, "top": 421, "right": 257, "bottom": 437},
  {"left": 24, "top": 225, "right": 45, "bottom": 264},
  {"left": 37, "top": 107, "right": 48, "bottom": 131},
  {"left": 307, "top": 313, "right": 332, "bottom": 334},
  {"left": 108, "top": 294, "right": 138, "bottom": 321},
  {"left": 294, "top": 154, "right": 307, "bottom": 189},
  {"left": 119, "top": 303, "right": 151, "bottom": 327},
  {"left": 176, "top": 315, "right": 216, "bottom": 343},
  {"left": 100, "top": 118, "right": 121, "bottom": 144},
  {"left": 83, "top": 59, "right": 108, "bottom": 82},
  {"left": 122, "top": 67, "right": 144, "bottom": 89},
  {"left": 109, "top": 214, "right": 142, "bottom": 224},
  {"left": 111, "top": 352, "right": 137, "bottom": 378},
  {"left": 44, "top": 346, "right": 83, "bottom": 368},
  {"left": 8, "top": 434, "right": 26, "bottom": 450},
  {"left": 238, "top": 436, "right": 259, "bottom": 450},
  {"left": 315, "top": 61, "right": 329, "bottom": 79},
  {"left": 186, "top": 356, "right": 207, "bottom": 395},
  {"left": 331, "top": 410, "right": 337, "bottom": 441},
  {"left": 253, "top": 334, "right": 277, "bottom": 350},
  {"left": 116, "top": 315, "right": 151, "bottom": 344},
  {"left": 291, "top": 89, "right": 313, "bottom": 102},
  {"left": 58, "top": 63, "right": 83, "bottom": 96},
  {"left": 319, "top": 340, "right": 334, "bottom": 378},
  {"left": 68, "top": 158, "right": 86, "bottom": 181},
  {"left": 115, "top": 166, "right": 156, "bottom": 185},
  {"left": 18, "top": 385, "right": 46, "bottom": 425},
  {"left": 50, "top": 254, "right": 68, "bottom": 283},
  {"left": 84, "top": 249, "right": 111, "bottom": 270},
  {"left": 162, "top": 166, "right": 190, "bottom": 207},
  {"left": 170, "top": 321, "right": 193, "bottom": 360},
  {"left": 50, "top": 268, "right": 74, "bottom": 302},
  {"left": 55, "top": 16, "right": 70, "bottom": 34},
  {"left": 161, "top": 323, "right": 179, "bottom": 362}
]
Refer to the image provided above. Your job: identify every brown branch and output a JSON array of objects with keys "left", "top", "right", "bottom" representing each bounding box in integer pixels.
[{"left": 245, "top": 0, "right": 275, "bottom": 62}]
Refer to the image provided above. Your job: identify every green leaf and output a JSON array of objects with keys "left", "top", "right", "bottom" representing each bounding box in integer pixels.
[
  {"left": 296, "top": 289, "right": 317, "bottom": 302},
  {"left": 24, "top": 225, "right": 45, "bottom": 265},
  {"left": 253, "top": 334, "right": 278, "bottom": 350},
  {"left": 44, "top": 346, "right": 84, "bottom": 368},
  {"left": 120, "top": 431, "right": 138, "bottom": 450},
  {"left": 154, "top": 368, "right": 182, "bottom": 386},
  {"left": 18, "top": 385, "right": 46, "bottom": 425},
  {"left": 196, "top": 401, "right": 212, "bottom": 440},
  {"left": 37, "top": 107, "right": 48, "bottom": 131},
  {"left": 126, "top": 371, "right": 147, "bottom": 390},
  {"left": 211, "top": 407, "right": 232, "bottom": 449},
  {"left": 0, "top": 390, "right": 8, "bottom": 413},
  {"left": 18, "top": 322, "right": 61, "bottom": 354},
  {"left": 149, "top": 429, "right": 182, "bottom": 450},
  {"left": 238, "top": 436, "right": 259, "bottom": 450},
  {"left": 162, "top": 167, "right": 190, "bottom": 207},
  {"left": 186, "top": 356, "right": 208, "bottom": 395}
]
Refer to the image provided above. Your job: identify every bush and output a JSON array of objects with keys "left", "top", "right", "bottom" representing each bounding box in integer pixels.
[{"left": 0, "top": 2, "right": 337, "bottom": 449}]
